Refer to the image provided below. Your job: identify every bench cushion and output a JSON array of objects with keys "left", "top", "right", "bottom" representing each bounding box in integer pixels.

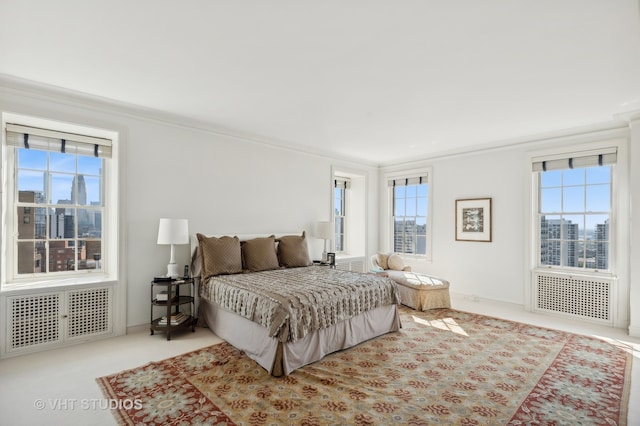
[{"left": 385, "top": 270, "right": 451, "bottom": 310}]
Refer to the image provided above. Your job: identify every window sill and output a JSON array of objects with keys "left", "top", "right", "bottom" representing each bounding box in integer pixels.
[
  {"left": 1, "top": 274, "right": 117, "bottom": 295},
  {"left": 336, "top": 253, "right": 364, "bottom": 260},
  {"left": 397, "top": 254, "right": 431, "bottom": 262},
  {"left": 533, "top": 267, "right": 615, "bottom": 279}
]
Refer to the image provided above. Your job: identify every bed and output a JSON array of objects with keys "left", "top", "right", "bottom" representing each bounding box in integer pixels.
[{"left": 191, "top": 232, "right": 402, "bottom": 376}]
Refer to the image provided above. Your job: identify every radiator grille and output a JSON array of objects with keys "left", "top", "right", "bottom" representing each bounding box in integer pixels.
[
  {"left": 67, "top": 287, "right": 112, "bottom": 338},
  {"left": 335, "top": 257, "right": 365, "bottom": 273},
  {"left": 535, "top": 273, "right": 611, "bottom": 322},
  {"left": 9, "top": 293, "right": 61, "bottom": 350},
  {"left": 4, "top": 285, "right": 114, "bottom": 357}
]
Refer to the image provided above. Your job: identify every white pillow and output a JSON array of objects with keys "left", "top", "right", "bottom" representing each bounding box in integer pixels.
[{"left": 387, "top": 254, "right": 405, "bottom": 271}]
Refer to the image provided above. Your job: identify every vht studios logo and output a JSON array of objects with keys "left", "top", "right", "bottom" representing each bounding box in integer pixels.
[{"left": 34, "top": 398, "right": 142, "bottom": 411}]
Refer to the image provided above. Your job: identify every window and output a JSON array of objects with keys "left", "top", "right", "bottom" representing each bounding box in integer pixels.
[
  {"left": 3, "top": 122, "right": 114, "bottom": 283},
  {"left": 389, "top": 174, "right": 429, "bottom": 256},
  {"left": 334, "top": 177, "right": 350, "bottom": 252},
  {"left": 533, "top": 149, "right": 616, "bottom": 271}
]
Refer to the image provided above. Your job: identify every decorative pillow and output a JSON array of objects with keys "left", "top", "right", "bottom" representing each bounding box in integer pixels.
[
  {"left": 387, "top": 253, "right": 405, "bottom": 271},
  {"left": 197, "top": 234, "right": 243, "bottom": 279},
  {"left": 276, "top": 231, "right": 312, "bottom": 268},
  {"left": 241, "top": 236, "right": 279, "bottom": 272},
  {"left": 376, "top": 252, "right": 391, "bottom": 270}
]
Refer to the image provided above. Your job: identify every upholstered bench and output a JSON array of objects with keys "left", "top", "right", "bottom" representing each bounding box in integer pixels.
[{"left": 371, "top": 253, "right": 451, "bottom": 311}]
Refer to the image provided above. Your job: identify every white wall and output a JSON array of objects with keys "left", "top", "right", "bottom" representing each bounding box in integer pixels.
[
  {"left": 628, "top": 114, "right": 640, "bottom": 337},
  {"left": 0, "top": 79, "right": 378, "bottom": 327},
  {"left": 380, "top": 149, "right": 525, "bottom": 304}
]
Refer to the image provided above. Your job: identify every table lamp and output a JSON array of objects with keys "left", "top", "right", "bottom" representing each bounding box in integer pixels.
[
  {"left": 157, "top": 218, "right": 189, "bottom": 277},
  {"left": 315, "top": 221, "right": 334, "bottom": 263}
]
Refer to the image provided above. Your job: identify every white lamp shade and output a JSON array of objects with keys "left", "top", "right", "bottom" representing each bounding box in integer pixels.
[
  {"left": 315, "top": 221, "right": 334, "bottom": 240},
  {"left": 157, "top": 218, "right": 189, "bottom": 245}
]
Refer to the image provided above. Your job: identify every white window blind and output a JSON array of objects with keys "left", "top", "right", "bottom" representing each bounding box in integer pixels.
[
  {"left": 531, "top": 148, "right": 616, "bottom": 172},
  {"left": 6, "top": 124, "right": 112, "bottom": 158},
  {"left": 387, "top": 174, "right": 428, "bottom": 187},
  {"left": 334, "top": 177, "right": 351, "bottom": 189}
]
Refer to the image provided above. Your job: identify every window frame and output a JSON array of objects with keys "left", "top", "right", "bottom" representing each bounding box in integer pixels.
[
  {"left": 536, "top": 165, "right": 612, "bottom": 272},
  {"left": 529, "top": 144, "right": 621, "bottom": 278},
  {"left": 386, "top": 168, "right": 432, "bottom": 261},
  {"left": 334, "top": 177, "right": 349, "bottom": 253},
  {"left": 1, "top": 115, "right": 119, "bottom": 289},
  {"left": 12, "top": 147, "right": 105, "bottom": 276}
]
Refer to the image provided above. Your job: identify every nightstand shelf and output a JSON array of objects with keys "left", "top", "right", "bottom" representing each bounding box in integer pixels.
[
  {"left": 150, "top": 278, "right": 196, "bottom": 340},
  {"left": 152, "top": 295, "right": 193, "bottom": 306}
]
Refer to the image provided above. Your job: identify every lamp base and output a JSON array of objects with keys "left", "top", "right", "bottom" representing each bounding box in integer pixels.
[{"left": 166, "top": 263, "right": 180, "bottom": 278}]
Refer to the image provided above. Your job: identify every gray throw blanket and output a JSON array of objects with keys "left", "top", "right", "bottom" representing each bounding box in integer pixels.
[{"left": 201, "top": 266, "right": 400, "bottom": 342}]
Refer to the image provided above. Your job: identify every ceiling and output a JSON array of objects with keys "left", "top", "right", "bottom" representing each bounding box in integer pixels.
[{"left": 1, "top": 1, "right": 639, "bottom": 165}]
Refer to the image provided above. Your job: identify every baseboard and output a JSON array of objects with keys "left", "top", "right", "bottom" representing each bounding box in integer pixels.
[{"left": 450, "top": 291, "right": 525, "bottom": 310}]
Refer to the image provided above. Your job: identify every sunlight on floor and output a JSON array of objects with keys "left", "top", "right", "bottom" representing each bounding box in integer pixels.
[
  {"left": 587, "top": 334, "right": 640, "bottom": 357},
  {"left": 412, "top": 315, "right": 469, "bottom": 336}
]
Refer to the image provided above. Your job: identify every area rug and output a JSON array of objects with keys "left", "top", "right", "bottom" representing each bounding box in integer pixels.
[{"left": 98, "top": 307, "right": 632, "bottom": 425}]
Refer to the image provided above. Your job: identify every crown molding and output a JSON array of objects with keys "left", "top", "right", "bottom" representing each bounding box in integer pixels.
[
  {"left": 0, "top": 73, "right": 379, "bottom": 169},
  {"left": 613, "top": 109, "right": 640, "bottom": 123},
  {"left": 380, "top": 120, "right": 629, "bottom": 169}
]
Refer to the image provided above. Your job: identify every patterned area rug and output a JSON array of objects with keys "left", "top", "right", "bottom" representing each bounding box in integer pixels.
[{"left": 98, "top": 307, "right": 632, "bottom": 425}]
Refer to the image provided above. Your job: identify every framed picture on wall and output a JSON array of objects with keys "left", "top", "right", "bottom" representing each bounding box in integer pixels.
[{"left": 455, "top": 198, "right": 492, "bottom": 242}]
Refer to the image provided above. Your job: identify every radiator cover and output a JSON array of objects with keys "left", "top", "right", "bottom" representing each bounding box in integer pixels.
[
  {"left": 534, "top": 272, "right": 612, "bottom": 325},
  {"left": 3, "top": 286, "right": 113, "bottom": 357},
  {"left": 9, "top": 293, "right": 62, "bottom": 350},
  {"left": 335, "top": 257, "right": 365, "bottom": 273}
]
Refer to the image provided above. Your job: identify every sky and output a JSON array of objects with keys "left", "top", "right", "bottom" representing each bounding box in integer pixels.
[{"left": 17, "top": 148, "right": 102, "bottom": 205}]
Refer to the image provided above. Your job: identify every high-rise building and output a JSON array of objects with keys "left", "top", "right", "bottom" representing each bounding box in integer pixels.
[
  {"left": 394, "top": 219, "right": 416, "bottom": 254},
  {"left": 540, "top": 217, "right": 578, "bottom": 267},
  {"left": 71, "top": 175, "right": 87, "bottom": 205},
  {"left": 595, "top": 219, "right": 609, "bottom": 270}
]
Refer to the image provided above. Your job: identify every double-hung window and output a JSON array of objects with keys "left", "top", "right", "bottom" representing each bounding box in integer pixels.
[
  {"left": 533, "top": 149, "right": 616, "bottom": 271},
  {"left": 3, "top": 123, "right": 113, "bottom": 283},
  {"left": 389, "top": 173, "right": 430, "bottom": 257},
  {"left": 334, "top": 177, "right": 350, "bottom": 252}
]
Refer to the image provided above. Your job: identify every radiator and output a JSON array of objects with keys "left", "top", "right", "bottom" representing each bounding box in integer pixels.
[
  {"left": 533, "top": 272, "right": 613, "bottom": 325},
  {"left": 335, "top": 256, "right": 365, "bottom": 273},
  {"left": 2, "top": 286, "right": 113, "bottom": 357}
]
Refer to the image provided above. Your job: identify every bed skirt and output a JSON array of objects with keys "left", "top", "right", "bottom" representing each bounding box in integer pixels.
[{"left": 200, "top": 298, "right": 401, "bottom": 376}]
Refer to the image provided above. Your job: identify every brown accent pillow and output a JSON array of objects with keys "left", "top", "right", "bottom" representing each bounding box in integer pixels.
[
  {"left": 241, "top": 236, "right": 279, "bottom": 272},
  {"left": 276, "top": 231, "right": 312, "bottom": 268},
  {"left": 197, "top": 234, "right": 243, "bottom": 279},
  {"left": 376, "top": 252, "right": 391, "bottom": 270}
]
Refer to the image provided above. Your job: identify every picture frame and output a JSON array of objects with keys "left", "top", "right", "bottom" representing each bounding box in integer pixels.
[
  {"left": 455, "top": 198, "right": 492, "bottom": 242},
  {"left": 326, "top": 252, "right": 336, "bottom": 266}
]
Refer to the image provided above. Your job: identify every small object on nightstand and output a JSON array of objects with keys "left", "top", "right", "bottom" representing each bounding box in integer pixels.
[
  {"left": 157, "top": 312, "right": 187, "bottom": 326},
  {"left": 327, "top": 252, "right": 336, "bottom": 268}
]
